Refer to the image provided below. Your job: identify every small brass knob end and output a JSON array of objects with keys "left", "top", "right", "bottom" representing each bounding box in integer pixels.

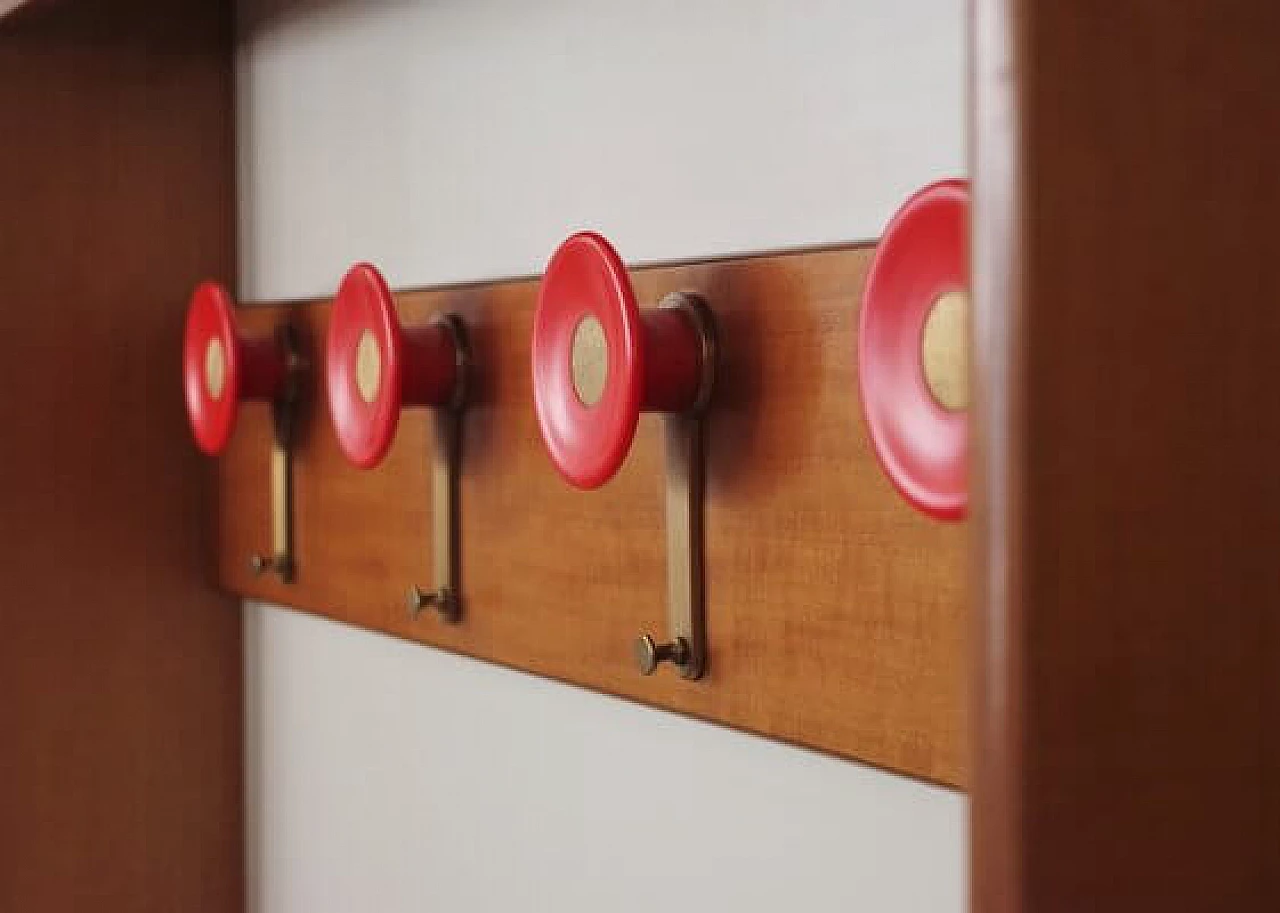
[
  {"left": 406, "top": 585, "right": 433, "bottom": 618},
  {"left": 634, "top": 634, "right": 690, "bottom": 676},
  {"left": 249, "top": 554, "right": 294, "bottom": 582},
  {"left": 407, "top": 586, "right": 459, "bottom": 623}
]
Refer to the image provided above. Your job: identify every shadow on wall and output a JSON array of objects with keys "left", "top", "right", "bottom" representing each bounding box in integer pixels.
[{"left": 239, "top": 0, "right": 437, "bottom": 34}]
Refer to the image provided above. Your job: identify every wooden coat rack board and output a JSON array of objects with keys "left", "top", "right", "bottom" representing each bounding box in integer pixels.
[{"left": 216, "top": 244, "right": 967, "bottom": 788}]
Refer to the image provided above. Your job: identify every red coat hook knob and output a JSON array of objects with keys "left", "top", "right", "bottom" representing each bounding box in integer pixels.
[
  {"left": 325, "top": 263, "right": 464, "bottom": 469},
  {"left": 858, "top": 179, "right": 970, "bottom": 521},
  {"left": 183, "top": 281, "right": 289, "bottom": 455},
  {"left": 533, "top": 232, "right": 712, "bottom": 489}
]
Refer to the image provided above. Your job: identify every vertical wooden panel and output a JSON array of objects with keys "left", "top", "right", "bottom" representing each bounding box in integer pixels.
[
  {"left": 972, "top": 1, "right": 1280, "bottom": 910},
  {"left": 0, "top": 2, "right": 240, "bottom": 911}
]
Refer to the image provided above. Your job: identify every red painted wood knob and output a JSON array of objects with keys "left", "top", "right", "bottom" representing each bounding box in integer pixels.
[
  {"left": 859, "top": 179, "right": 970, "bottom": 521},
  {"left": 533, "top": 232, "right": 709, "bottom": 489},
  {"left": 183, "top": 281, "right": 287, "bottom": 456},
  {"left": 326, "top": 263, "right": 462, "bottom": 469}
]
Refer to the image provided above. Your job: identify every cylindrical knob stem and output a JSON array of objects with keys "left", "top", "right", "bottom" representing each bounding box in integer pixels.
[
  {"left": 634, "top": 634, "right": 691, "bottom": 676},
  {"left": 638, "top": 307, "right": 704, "bottom": 412},
  {"left": 238, "top": 336, "right": 289, "bottom": 401},
  {"left": 401, "top": 322, "right": 461, "bottom": 408}
]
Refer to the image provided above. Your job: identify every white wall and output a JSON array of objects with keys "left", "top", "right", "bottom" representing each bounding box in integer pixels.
[{"left": 237, "top": 2, "right": 967, "bottom": 911}]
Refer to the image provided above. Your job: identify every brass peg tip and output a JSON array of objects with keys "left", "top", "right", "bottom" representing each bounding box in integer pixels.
[
  {"left": 407, "top": 586, "right": 458, "bottom": 622},
  {"left": 406, "top": 585, "right": 433, "bottom": 616},
  {"left": 249, "top": 554, "right": 294, "bottom": 581},
  {"left": 634, "top": 634, "right": 690, "bottom": 676}
]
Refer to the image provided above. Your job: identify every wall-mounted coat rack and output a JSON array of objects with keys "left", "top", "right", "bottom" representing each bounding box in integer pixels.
[{"left": 205, "top": 183, "right": 971, "bottom": 786}]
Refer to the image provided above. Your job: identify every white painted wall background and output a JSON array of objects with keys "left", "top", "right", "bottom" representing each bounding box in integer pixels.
[{"left": 236, "top": 2, "right": 967, "bottom": 910}]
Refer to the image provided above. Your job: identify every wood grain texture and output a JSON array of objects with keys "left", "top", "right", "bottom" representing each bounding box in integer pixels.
[
  {"left": 219, "top": 246, "right": 969, "bottom": 786},
  {"left": 971, "top": 0, "right": 1280, "bottom": 909},
  {"left": 0, "top": 2, "right": 241, "bottom": 911}
]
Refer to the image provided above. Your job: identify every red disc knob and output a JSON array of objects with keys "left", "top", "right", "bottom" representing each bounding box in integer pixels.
[
  {"left": 859, "top": 179, "right": 970, "bottom": 521},
  {"left": 326, "top": 263, "right": 461, "bottom": 469},
  {"left": 183, "top": 281, "right": 287, "bottom": 455},
  {"left": 533, "top": 232, "right": 706, "bottom": 489}
]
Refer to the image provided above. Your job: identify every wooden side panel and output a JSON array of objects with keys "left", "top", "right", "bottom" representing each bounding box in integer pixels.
[
  {"left": 220, "top": 247, "right": 969, "bottom": 786},
  {"left": 0, "top": 3, "right": 241, "bottom": 911},
  {"left": 972, "top": 0, "right": 1280, "bottom": 910}
]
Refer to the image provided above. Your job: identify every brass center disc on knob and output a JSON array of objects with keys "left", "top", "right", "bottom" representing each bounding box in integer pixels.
[
  {"left": 204, "top": 337, "right": 227, "bottom": 401},
  {"left": 570, "top": 315, "right": 609, "bottom": 407},
  {"left": 355, "top": 329, "right": 382, "bottom": 404},
  {"left": 920, "top": 290, "right": 969, "bottom": 412}
]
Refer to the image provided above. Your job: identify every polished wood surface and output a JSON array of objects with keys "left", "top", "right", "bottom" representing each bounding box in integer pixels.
[
  {"left": 0, "top": 2, "right": 241, "bottom": 910},
  {"left": 971, "top": 0, "right": 1280, "bottom": 909},
  {"left": 221, "top": 246, "right": 969, "bottom": 786}
]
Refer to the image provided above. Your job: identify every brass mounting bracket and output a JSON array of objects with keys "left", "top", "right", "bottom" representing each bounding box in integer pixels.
[
  {"left": 407, "top": 314, "right": 469, "bottom": 624},
  {"left": 250, "top": 325, "right": 304, "bottom": 584},
  {"left": 634, "top": 293, "right": 716, "bottom": 680}
]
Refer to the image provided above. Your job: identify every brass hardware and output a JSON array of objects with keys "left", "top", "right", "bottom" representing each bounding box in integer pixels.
[
  {"left": 634, "top": 292, "right": 715, "bottom": 680},
  {"left": 249, "top": 553, "right": 293, "bottom": 578},
  {"left": 204, "top": 338, "right": 227, "bottom": 401},
  {"left": 251, "top": 325, "right": 303, "bottom": 584},
  {"left": 355, "top": 329, "right": 382, "bottom": 404},
  {"left": 570, "top": 314, "right": 609, "bottom": 407},
  {"left": 634, "top": 634, "right": 691, "bottom": 676},
  {"left": 408, "top": 314, "right": 468, "bottom": 624},
  {"left": 406, "top": 584, "right": 456, "bottom": 621},
  {"left": 921, "top": 290, "right": 969, "bottom": 412}
]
